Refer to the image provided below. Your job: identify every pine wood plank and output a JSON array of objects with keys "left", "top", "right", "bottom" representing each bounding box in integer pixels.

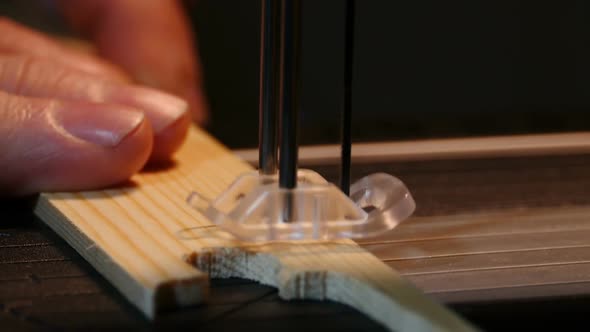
[
  {"left": 392, "top": 245, "right": 590, "bottom": 275},
  {"left": 235, "top": 132, "right": 590, "bottom": 164},
  {"left": 33, "top": 127, "right": 475, "bottom": 332},
  {"left": 358, "top": 207, "right": 590, "bottom": 301},
  {"left": 359, "top": 206, "right": 590, "bottom": 243},
  {"left": 408, "top": 262, "right": 590, "bottom": 293},
  {"left": 430, "top": 280, "right": 590, "bottom": 303},
  {"left": 363, "top": 229, "right": 590, "bottom": 262}
]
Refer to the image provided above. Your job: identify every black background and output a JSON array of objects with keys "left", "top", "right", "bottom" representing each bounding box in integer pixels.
[
  {"left": 189, "top": 0, "right": 590, "bottom": 148},
  {"left": 3, "top": 0, "right": 590, "bottom": 148}
]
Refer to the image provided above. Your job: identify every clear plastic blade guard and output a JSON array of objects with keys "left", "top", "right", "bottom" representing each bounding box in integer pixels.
[{"left": 187, "top": 169, "right": 415, "bottom": 242}]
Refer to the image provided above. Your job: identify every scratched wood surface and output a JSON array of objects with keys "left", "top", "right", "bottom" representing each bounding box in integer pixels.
[
  {"left": 32, "top": 127, "right": 474, "bottom": 332},
  {"left": 334, "top": 155, "right": 590, "bottom": 305}
]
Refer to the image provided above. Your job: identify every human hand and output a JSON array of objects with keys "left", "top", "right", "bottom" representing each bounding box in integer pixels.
[
  {"left": 0, "top": 0, "right": 207, "bottom": 196},
  {"left": 56, "top": 0, "right": 208, "bottom": 125}
]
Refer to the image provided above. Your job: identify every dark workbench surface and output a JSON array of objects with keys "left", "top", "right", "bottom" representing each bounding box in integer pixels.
[{"left": 3, "top": 154, "right": 590, "bottom": 331}]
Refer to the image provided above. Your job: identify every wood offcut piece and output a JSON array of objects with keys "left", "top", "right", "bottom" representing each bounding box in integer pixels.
[{"left": 33, "top": 126, "right": 475, "bottom": 332}]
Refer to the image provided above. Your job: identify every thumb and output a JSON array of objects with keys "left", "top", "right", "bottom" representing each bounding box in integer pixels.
[{"left": 0, "top": 92, "right": 152, "bottom": 196}]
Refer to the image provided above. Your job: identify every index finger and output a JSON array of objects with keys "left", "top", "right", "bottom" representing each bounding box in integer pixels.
[{"left": 57, "top": 0, "right": 209, "bottom": 125}]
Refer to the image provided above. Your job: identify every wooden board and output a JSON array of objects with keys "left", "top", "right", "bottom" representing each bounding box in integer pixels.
[
  {"left": 33, "top": 126, "right": 475, "bottom": 332},
  {"left": 235, "top": 132, "right": 590, "bottom": 164}
]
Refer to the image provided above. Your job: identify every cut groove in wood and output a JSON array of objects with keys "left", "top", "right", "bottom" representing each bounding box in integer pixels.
[{"left": 34, "top": 126, "right": 475, "bottom": 332}]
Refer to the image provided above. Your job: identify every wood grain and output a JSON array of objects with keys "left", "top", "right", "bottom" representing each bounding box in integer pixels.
[
  {"left": 357, "top": 204, "right": 590, "bottom": 304},
  {"left": 33, "top": 127, "right": 475, "bottom": 332},
  {"left": 235, "top": 132, "right": 590, "bottom": 164}
]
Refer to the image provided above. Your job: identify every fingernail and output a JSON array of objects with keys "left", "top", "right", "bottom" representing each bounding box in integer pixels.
[
  {"left": 50, "top": 104, "right": 145, "bottom": 147},
  {"left": 107, "top": 86, "right": 188, "bottom": 133}
]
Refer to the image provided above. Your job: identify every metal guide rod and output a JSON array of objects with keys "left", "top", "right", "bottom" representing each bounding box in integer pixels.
[
  {"left": 279, "top": 0, "right": 301, "bottom": 190},
  {"left": 258, "top": 0, "right": 282, "bottom": 175},
  {"left": 340, "top": 0, "right": 355, "bottom": 196},
  {"left": 189, "top": 1, "right": 416, "bottom": 242}
]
